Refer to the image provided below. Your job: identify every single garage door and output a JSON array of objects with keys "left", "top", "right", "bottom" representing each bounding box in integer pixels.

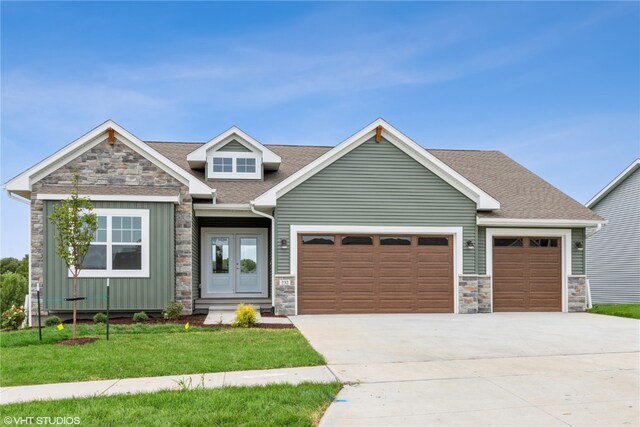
[
  {"left": 298, "top": 234, "right": 454, "bottom": 314},
  {"left": 493, "top": 237, "right": 562, "bottom": 312}
]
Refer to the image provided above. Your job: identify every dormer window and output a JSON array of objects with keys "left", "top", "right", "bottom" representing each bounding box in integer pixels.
[
  {"left": 237, "top": 158, "right": 256, "bottom": 173},
  {"left": 212, "top": 157, "right": 233, "bottom": 173},
  {"left": 187, "top": 126, "right": 282, "bottom": 181}
]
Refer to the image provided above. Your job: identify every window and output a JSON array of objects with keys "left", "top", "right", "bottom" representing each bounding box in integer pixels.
[
  {"left": 212, "top": 157, "right": 232, "bottom": 173},
  {"left": 79, "top": 209, "right": 149, "bottom": 278},
  {"left": 380, "top": 236, "right": 412, "bottom": 245},
  {"left": 302, "top": 236, "right": 335, "bottom": 245},
  {"left": 530, "top": 238, "right": 558, "bottom": 248},
  {"left": 237, "top": 158, "right": 256, "bottom": 173},
  {"left": 341, "top": 236, "right": 373, "bottom": 245},
  {"left": 494, "top": 238, "right": 523, "bottom": 247},
  {"left": 418, "top": 237, "right": 449, "bottom": 246}
]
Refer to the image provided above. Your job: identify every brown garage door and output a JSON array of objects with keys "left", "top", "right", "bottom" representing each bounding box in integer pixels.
[
  {"left": 493, "top": 237, "right": 562, "bottom": 312},
  {"left": 298, "top": 234, "right": 454, "bottom": 314}
]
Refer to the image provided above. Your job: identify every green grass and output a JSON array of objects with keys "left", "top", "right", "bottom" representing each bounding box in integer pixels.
[
  {"left": 0, "top": 324, "right": 325, "bottom": 386},
  {"left": 587, "top": 304, "right": 640, "bottom": 319},
  {"left": 0, "top": 382, "right": 342, "bottom": 427}
]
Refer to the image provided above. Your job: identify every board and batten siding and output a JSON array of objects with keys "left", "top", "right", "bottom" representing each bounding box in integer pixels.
[
  {"left": 43, "top": 201, "right": 175, "bottom": 311},
  {"left": 275, "top": 137, "right": 478, "bottom": 275},
  {"left": 476, "top": 227, "right": 585, "bottom": 275},
  {"left": 217, "top": 140, "right": 251, "bottom": 152},
  {"left": 587, "top": 167, "right": 640, "bottom": 303}
]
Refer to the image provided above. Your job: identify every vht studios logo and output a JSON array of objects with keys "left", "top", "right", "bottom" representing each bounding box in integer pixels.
[{"left": 4, "top": 417, "right": 81, "bottom": 425}]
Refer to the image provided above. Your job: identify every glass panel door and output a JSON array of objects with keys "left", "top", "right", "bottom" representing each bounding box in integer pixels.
[
  {"left": 209, "top": 235, "right": 233, "bottom": 294},
  {"left": 236, "top": 235, "right": 261, "bottom": 293}
]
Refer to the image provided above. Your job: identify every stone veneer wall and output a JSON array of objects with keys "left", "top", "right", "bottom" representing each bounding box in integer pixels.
[
  {"left": 568, "top": 275, "right": 587, "bottom": 312},
  {"left": 477, "top": 276, "right": 492, "bottom": 313},
  {"left": 274, "top": 275, "right": 296, "bottom": 316},
  {"left": 458, "top": 275, "right": 479, "bottom": 314},
  {"left": 30, "top": 138, "right": 195, "bottom": 316}
]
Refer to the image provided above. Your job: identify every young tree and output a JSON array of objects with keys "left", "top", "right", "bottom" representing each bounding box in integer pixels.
[{"left": 48, "top": 173, "right": 97, "bottom": 339}]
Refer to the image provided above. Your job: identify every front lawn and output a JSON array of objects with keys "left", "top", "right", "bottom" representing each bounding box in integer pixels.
[
  {"left": 0, "top": 382, "right": 342, "bottom": 427},
  {"left": 1, "top": 324, "right": 325, "bottom": 386},
  {"left": 587, "top": 304, "right": 640, "bottom": 320}
]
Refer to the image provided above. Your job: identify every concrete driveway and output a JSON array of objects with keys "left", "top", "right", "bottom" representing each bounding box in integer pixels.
[{"left": 291, "top": 313, "right": 640, "bottom": 426}]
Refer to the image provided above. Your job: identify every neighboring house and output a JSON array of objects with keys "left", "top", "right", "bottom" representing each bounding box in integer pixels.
[
  {"left": 586, "top": 160, "right": 640, "bottom": 304},
  {"left": 4, "top": 118, "right": 605, "bottom": 321}
]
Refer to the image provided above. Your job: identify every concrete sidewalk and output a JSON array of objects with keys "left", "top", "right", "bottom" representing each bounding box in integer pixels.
[{"left": 0, "top": 365, "right": 336, "bottom": 405}]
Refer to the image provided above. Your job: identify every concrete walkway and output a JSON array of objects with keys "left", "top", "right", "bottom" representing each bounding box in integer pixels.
[
  {"left": 292, "top": 313, "right": 640, "bottom": 427},
  {"left": 0, "top": 365, "right": 336, "bottom": 405}
]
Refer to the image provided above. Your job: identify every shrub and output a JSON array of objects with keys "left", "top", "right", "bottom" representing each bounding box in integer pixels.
[
  {"left": 163, "top": 301, "right": 183, "bottom": 320},
  {"left": 133, "top": 311, "right": 149, "bottom": 322},
  {"left": 1, "top": 305, "right": 26, "bottom": 330},
  {"left": 93, "top": 312, "right": 107, "bottom": 324},
  {"left": 45, "top": 316, "right": 62, "bottom": 327},
  {"left": 231, "top": 304, "right": 258, "bottom": 328},
  {"left": 0, "top": 272, "right": 28, "bottom": 313}
]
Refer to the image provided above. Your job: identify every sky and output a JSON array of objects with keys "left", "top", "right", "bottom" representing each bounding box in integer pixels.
[{"left": 1, "top": 1, "right": 639, "bottom": 258}]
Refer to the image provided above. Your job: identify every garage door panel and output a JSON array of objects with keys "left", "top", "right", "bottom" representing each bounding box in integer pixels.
[
  {"left": 493, "top": 236, "right": 562, "bottom": 312},
  {"left": 298, "top": 233, "right": 454, "bottom": 314}
]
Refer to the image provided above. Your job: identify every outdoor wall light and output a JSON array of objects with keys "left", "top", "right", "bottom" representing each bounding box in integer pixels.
[
  {"left": 465, "top": 240, "right": 475, "bottom": 250},
  {"left": 280, "top": 239, "right": 289, "bottom": 250},
  {"left": 574, "top": 241, "right": 584, "bottom": 251}
]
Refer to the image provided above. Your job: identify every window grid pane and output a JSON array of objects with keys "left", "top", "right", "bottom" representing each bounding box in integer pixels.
[{"left": 213, "top": 157, "right": 233, "bottom": 172}]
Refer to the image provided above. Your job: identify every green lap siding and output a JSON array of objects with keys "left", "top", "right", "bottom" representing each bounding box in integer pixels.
[
  {"left": 217, "top": 140, "right": 251, "bottom": 152},
  {"left": 571, "top": 228, "right": 585, "bottom": 274},
  {"left": 43, "top": 201, "right": 175, "bottom": 312},
  {"left": 275, "top": 137, "right": 478, "bottom": 274}
]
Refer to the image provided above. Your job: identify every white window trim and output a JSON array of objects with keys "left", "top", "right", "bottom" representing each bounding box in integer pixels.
[
  {"left": 207, "top": 152, "right": 262, "bottom": 180},
  {"left": 73, "top": 208, "right": 150, "bottom": 278},
  {"left": 289, "top": 225, "right": 464, "bottom": 315},
  {"left": 485, "top": 228, "right": 572, "bottom": 313}
]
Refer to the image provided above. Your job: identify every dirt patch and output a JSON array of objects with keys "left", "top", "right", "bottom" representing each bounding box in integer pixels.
[{"left": 57, "top": 337, "right": 98, "bottom": 346}]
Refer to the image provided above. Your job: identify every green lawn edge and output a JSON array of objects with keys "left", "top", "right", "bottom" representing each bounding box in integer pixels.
[
  {"left": 587, "top": 304, "right": 640, "bottom": 320},
  {"left": 1, "top": 324, "right": 326, "bottom": 387},
  {"left": 0, "top": 382, "right": 343, "bottom": 427}
]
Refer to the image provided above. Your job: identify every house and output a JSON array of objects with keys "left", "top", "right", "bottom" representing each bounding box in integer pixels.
[
  {"left": 3, "top": 119, "right": 605, "bottom": 321},
  {"left": 586, "top": 160, "right": 640, "bottom": 304}
]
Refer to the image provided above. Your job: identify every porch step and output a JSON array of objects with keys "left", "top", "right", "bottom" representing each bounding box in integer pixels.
[{"left": 194, "top": 298, "right": 272, "bottom": 312}]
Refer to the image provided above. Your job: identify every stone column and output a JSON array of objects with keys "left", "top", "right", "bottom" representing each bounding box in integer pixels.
[
  {"left": 568, "top": 275, "right": 587, "bottom": 312},
  {"left": 458, "top": 275, "right": 479, "bottom": 314},
  {"left": 477, "top": 276, "right": 492, "bottom": 313},
  {"left": 174, "top": 191, "right": 193, "bottom": 314},
  {"left": 274, "top": 275, "right": 296, "bottom": 316}
]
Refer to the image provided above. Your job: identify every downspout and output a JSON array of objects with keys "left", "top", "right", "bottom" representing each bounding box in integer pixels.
[
  {"left": 5, "top": 190, "right": 33, "bottom": 326},
  {"left": 584, "top": 222, "right": 605, "bottom": 309},
  {"left": 249, "top": 201, "right": 276, "bottom": 309}
]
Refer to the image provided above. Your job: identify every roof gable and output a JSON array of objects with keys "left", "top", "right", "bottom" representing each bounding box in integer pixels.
[
  {"left": 586, "top": 159, "right": 640, "bottom": 208},
  {"left": 186, "top": 126, "right": 281, "bottom": 170},
  {"left": 3, "top": 120, "right": 214, "bottom": 199},
  {"left": 252, "top": 118, "right": 501, "bottom": 210}
]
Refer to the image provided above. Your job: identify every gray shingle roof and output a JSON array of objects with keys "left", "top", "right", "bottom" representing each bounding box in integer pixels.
[
  {"left": 428, "top": 149, "right": 601, "bottom": 221},
  {"left": 146, "top": 141, "right": 600, "bottom": 220}
]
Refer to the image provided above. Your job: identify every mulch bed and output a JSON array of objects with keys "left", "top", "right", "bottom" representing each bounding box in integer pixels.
[
  {"left": 70, "top": 314, "right": 293, "bottom": 329},
  {"left": 57, "top": 337, "right": 98, "bottom": 346}
]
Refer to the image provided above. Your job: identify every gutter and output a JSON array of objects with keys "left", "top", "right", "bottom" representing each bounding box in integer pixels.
[
  {"left": 5, "top": 190, "right": 33, "bottom": 327},
  {"left": 249, "top": 201, "right": 276, "bottom": 310},
  {"left": 584, "top": 222, "right": 605, "bottom": 309}
]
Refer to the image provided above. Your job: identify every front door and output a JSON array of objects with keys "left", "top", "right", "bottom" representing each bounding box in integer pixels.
[{"left": 202, "top": 229, "right": 267, "bottom": 298}]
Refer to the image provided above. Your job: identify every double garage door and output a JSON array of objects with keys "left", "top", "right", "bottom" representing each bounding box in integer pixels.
[
  {"left": 298, "top": 234, "right": 454, "bottom": 314},
  {"left": 297, "top": 233, "right": 563, "bottom": 314}
]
